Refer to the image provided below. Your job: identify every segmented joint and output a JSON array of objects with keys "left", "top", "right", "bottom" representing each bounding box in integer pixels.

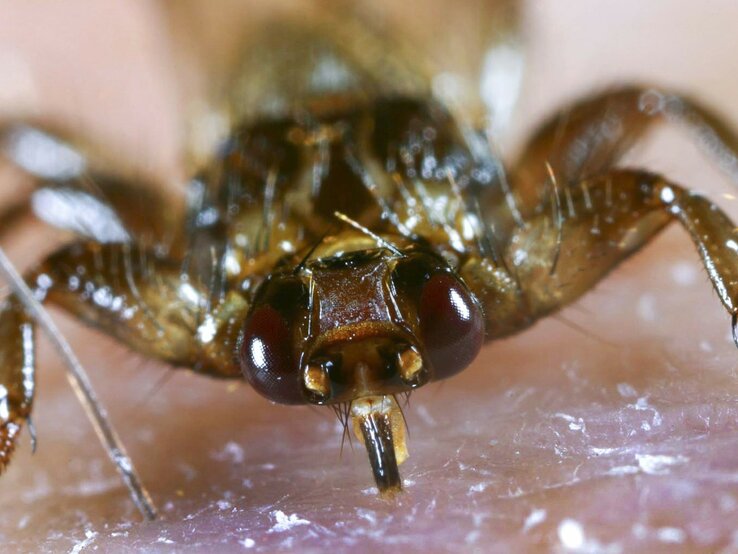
[
  {"left": 303, "top": 363, "right": 331, "bottom": 402},
  {"left": 396, "top": 346, "right": 425, "bottom": 386}
]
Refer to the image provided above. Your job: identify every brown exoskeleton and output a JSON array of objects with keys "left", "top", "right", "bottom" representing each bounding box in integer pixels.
[{"left": 3, "top": 11, "right": 738, "bottom": 520}]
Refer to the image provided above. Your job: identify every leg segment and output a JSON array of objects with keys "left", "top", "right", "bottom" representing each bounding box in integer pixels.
[
  {"left": 512, "top": 86, "right": 738, "bottom": 216},
  {"left": 0, "top": 246, "right": 160, "bottom": 519},
  {"left": 0, "top": 298, "right": 33, "bottom": 471},
  {"left": 0, "top": 239, "right": 247, "bottom": 485},
  {"left": 32, "top": 241, "right": 246, "bottom": 378},
  {"left": 505, "top": 169, "right": 738, "bottom": 323}
]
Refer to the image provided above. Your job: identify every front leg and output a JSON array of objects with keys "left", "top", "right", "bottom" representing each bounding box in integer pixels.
[
  {"left": 32, "top": 241, "right": 248, "bottom": 378},
  {"left": 0, "top": 239, "right": 250, "bottom": 471},
  {"left": 471, "top": 169, "right": 738, "bottom": 336}
]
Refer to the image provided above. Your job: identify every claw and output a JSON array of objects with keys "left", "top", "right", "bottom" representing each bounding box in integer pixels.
[{"left": 351, "top": 395, "right": 408, "bottom": 496}]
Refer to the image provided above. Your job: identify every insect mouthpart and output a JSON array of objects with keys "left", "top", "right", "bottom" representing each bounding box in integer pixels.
[
  {"left": 350, "top": 394, "right": 408, "bottom": 495},
  {"left": 302, "top": 331, "right": 429, "bottom": 405}
]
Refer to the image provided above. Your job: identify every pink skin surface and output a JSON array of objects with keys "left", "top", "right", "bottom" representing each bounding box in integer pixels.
[{"left": 2, "top": 1, "right": 738, "bottom": 551}]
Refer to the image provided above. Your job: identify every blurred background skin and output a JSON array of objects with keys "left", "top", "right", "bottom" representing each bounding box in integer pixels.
[{"left": 2, "top": 1, "right": 738, "bottom": 551}]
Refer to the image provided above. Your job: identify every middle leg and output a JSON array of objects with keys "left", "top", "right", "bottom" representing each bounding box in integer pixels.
[{"left": 511, "top": 86, "right": 738, "bottom": 218}]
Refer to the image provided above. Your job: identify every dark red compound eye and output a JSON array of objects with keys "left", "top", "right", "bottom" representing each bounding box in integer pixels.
[
  {"left": 419, "top": 273, "right": 484, "bottom": 380},
  {"left": 239, "top": 304, "right": 304, "bottom": 404}
]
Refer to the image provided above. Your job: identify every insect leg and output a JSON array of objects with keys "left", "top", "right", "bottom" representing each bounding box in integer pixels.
[
  {"left": 0, "top": 124, "right": 187, "bottom": 251},
  {"left": 512, "top": 86, "right": 738, "bottom": 218},
  {"left": 0, "top": 247, "right": 157, "bottom": 519},
  {"left": 0, "top": 239, "right": 247, "bottom": 517},
  {"left": 30, "top": 241, "right": 245, "bottom": 378},
  {"left": 0, "top": 293, "right": 34, "bottom": 473},
  {"left": 501, "top": 169, "right": 738, "bottom": 324}
]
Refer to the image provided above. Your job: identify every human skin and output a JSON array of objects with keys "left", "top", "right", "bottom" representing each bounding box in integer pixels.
[{"left": 2, "top": 1, "right": 738, "bottom": 552}]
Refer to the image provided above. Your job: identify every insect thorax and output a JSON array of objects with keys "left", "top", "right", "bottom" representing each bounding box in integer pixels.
[{"left": 192, "top": 94, "right": 505, "bottom": 293}]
